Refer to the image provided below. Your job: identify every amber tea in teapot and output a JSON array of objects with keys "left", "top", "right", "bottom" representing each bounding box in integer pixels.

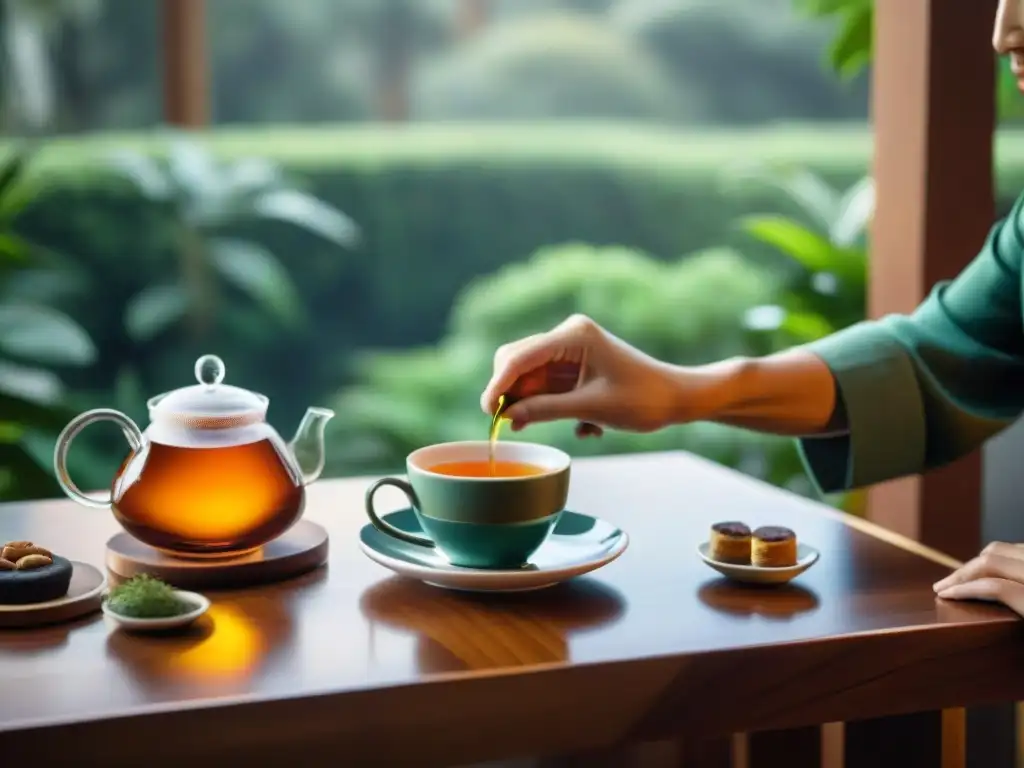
[
  {"left": 112, "top": 439, "right": 304, "bottom": 556},
  {"left": 53, "top": 355, "right": 334, "bottom": 559}
]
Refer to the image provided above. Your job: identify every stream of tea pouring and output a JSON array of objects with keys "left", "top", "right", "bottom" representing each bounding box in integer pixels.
[
  {"left": 487, "top": 361, "right": 584, "bottom": 475},
  {"left": 488, "top": 394, "right": 509, "bottom": 474}
]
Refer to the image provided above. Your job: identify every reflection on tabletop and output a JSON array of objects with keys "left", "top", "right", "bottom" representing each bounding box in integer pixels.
[
  {"left": 359, "top": 576, "right": 627, "bottom": 673},
  {"left": 103, "top": 575, "right": 320, "bottom": 694},
  {"left": 697, "top": 579, "right": 821, "bottom": 622},
  {"left": 0, "top": 615, "right": 92, "bottom": 656}
]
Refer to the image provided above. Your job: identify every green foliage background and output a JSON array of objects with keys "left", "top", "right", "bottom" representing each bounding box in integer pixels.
[{"left": 6, "top": 124, "right": 1024, "bottom": 503}]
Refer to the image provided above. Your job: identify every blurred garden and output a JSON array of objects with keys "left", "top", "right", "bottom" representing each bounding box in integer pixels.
[{"left": 1, "top": 0, "right": 1021, "bottom": 510}]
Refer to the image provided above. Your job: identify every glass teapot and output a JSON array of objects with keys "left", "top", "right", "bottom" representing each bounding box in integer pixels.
[{"left": 52, "top": 354, "right": 334, "bottom": 558}]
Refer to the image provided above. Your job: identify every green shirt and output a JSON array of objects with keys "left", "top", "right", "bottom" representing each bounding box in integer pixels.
[{"left": 798, "top": 193, "right": 1024, "bottom": 494}]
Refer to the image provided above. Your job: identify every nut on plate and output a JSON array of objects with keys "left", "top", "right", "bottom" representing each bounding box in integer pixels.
[
  {"left": 14, "top": 554, "right": 52, "bottom": 570},
  {"left": 1, "top": 543, "right": 51, "bottom": 562}
]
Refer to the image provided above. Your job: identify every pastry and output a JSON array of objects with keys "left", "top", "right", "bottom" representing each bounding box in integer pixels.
[
  {"left": 751, "top": 526, "right": 798, "bottom": 567},
  {"left": 708, "top": 521, "right": 752, "bottom": 563},
  {"left": 0, "top": 541, "right": 73, "bottom": 605}
]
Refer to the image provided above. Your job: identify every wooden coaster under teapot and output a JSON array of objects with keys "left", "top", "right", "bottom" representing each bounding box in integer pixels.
[
  {"left": 53, "top": 354, "right": 333, "bottom": 589},
  {"left": 105, "top": 519, "right": 329, "bottom": 590}
]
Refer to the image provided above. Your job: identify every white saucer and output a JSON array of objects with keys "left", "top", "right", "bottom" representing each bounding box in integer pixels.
[
  {"left": 102, "top": 589, "right": 210, "bottom": 632},
  {"left": 697, "top": 541, "right": 820, "bottom": 585},
  {"left": 359, "top": 509, "right": 628, "bottom": 592}
]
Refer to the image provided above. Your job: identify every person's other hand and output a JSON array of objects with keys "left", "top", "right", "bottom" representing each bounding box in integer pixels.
[
  {"left": 480, "top": 314, "right": 710, "bottom": 435},
  {"left": 933, "top": 542, "right": 1024, "bottom": 616}
]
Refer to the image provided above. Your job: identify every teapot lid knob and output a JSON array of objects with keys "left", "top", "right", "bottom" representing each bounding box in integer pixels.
[{"left": 195, "top": 354, "right": 226, "bottom": 389}]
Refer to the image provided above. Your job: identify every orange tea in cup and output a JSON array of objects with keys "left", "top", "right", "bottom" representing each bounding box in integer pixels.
[
  {"left": 364, "top": 440, "right": 571, "bottom": 568},
  {"left": 427, "top": 460, "right": 546, "bottom": 478}
]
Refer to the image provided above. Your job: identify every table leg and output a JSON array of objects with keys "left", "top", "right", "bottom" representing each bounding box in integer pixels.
[
  {"left": 746, "top": 726, "right": 822, "bottom": 768},
  {"left": 845, "top": 710, "right": 942, "bottom": 768}
]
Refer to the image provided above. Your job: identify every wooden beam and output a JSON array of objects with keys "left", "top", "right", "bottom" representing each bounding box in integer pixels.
[
  {"left": 162, "top": 0, "right": 209, "bottom": 127},
  {"left": 867, "top": 0, "right": 996, "bottom": 561}
]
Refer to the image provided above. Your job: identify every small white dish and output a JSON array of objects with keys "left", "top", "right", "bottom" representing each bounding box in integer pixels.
[
  {"left": 102, "top": 589, "right": 210, "bottom": 631},
  {"left": 697, "top": 542, "right": 820, "bottom": 585}
]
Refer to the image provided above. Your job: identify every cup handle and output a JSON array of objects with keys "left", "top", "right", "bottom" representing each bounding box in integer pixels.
[
  {"left": 364, "top": 477, "right": 435, "bottom": 548},
  {"left": 53, "top": 408, "right": 144, "bottom": 509}
]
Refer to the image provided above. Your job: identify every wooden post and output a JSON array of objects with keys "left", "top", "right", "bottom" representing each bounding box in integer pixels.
[
  {"left": 870, "top": 2, "right": 1009, "bottom": 765},
  {"left": 867, "top": 0, "right": 996, "bottom": 561},
  {"left": 162, "top": 0, "right": 209, "bottom": 127}
]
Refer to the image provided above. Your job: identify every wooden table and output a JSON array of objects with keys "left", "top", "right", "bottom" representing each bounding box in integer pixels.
[{"left": 0, "top": 451, "right": 1022, "bottom": 767}]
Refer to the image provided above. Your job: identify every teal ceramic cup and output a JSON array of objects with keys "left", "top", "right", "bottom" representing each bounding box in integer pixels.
[{"left": 364, "top": 440, "right": 571, "bottom": 569}]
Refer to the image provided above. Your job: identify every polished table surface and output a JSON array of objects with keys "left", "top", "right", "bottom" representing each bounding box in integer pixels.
[{"left": 0, "top": 451, "right": 1022, "bottom": 766}]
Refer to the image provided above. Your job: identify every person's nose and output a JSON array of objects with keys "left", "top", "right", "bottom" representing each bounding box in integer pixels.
[{"left": 994, "top": 0, "right": 1024, "bottom": 54}]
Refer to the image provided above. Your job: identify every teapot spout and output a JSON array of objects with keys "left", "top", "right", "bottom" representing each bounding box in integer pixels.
[{"left": 287, "top": 407, "right": 335, "bottom": 486}]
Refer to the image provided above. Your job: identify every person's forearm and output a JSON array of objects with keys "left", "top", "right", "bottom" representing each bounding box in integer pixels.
[{"left": 677, "top": 348, "right": 846, "bottom": 436}]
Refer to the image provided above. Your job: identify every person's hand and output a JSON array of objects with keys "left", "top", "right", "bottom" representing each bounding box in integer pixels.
[
  {"left": 933, "top": 542, "right": 1024, "bottom": 616},
  {"left": 480, "top": 314, "right": 707, "bottom": 435}
]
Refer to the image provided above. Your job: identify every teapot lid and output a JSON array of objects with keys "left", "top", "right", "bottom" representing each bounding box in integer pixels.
[{"left": 148, "top": 355, "right": 268, "bottom": 429}]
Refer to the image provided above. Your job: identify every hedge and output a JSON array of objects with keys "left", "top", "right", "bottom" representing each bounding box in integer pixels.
[
  {"left": 9, "top": 123, "right": 1024, "bottom": 498},
  {"left": 18, "top": 123, "right": 1024, "bottom": 352}
]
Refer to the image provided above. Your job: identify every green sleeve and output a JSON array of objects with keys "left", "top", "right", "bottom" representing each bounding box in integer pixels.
[{"left": 797, "top": 194, "right": 1024, "bottom": 494}]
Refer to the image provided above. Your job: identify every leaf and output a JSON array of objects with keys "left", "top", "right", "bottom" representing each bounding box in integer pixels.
[
  {"left": 0, "top": 303, "right": 96, "bottom": 366},
  {"left": 740, "top": 215, "right": 838, "bottom": 273},
  {"left": 781, "top": 310, "right": 836, "bottom": 342},
  {"left": 253, "top": 189, "right": 359, "bottom": 248},
  {"left": 0, "top": 361, "right": 62, "bottom": 406},
  {"left": 209, "top": 238, "right": 306, "bottom": 327},
  {"left": 763, "top": 169, "right": 839, "bottom": 231},
  {"left": 167, "top": 138, "right": 218, "bottom": 198},
  {"left": 222, "top": 157, "right": 284, "bottom": 198},
  {"left": 0, "top": 422, "right": 23, "bottom": 443},
  {"left": 720, "top": 164, "right": 839, "bottom": 230},
  {"left": 0, "top": 148, "right": 37, "bottom": 222},
  {"left": 4, "top": 266, "right": 87, "bottom": 302},
  {"left": 165, "top": 139, "right": 225, "bottom": 225},
  {"left": 124, "top": 282, "right": 189, "bottom": 342},
  {"left": 107, "top": 150, "right": 172, "bottom": 201},
  {"left": 829, "top": 5, "right": 873, "bottom": 79},
  {"left": 831, "top": 176, "right": 875, "bottom": 247},
  {"left": 0, "top": 232, "right": 32, "bottom": 265},
  {"left": 0, "top": 148, "right": 31, "bottom": 202},
  {"left": 793, "top": 0, "right": 868, "bottom": 17}
]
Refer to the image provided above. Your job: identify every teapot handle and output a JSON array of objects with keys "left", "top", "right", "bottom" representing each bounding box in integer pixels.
[{"left": 53, "top": 408, "right": 144, "bottom": 509}]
